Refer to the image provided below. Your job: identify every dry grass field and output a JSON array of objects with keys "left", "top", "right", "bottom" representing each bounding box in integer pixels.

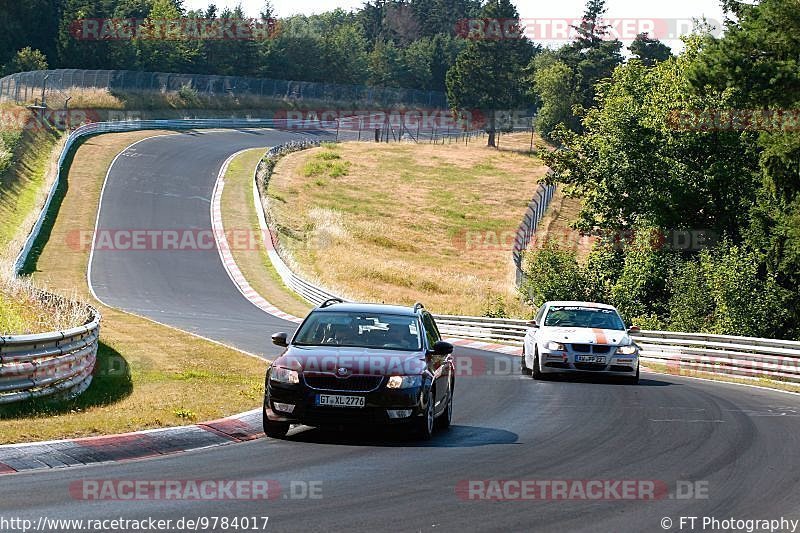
[{"left": 267, "top": 133, "right": 552, "bottom": 317}]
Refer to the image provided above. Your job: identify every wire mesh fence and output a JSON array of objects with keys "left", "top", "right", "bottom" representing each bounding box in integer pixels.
[
  {"left": 0, "top": 69, "right": 449, "bottom": 108},
  {"left": 513, "top": 183, "right": 557, "bottom": 286}
]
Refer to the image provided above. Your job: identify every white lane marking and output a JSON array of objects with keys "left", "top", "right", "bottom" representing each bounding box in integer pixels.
[{"left": 649, "top": 419, "right": 726, "bottom": 423}]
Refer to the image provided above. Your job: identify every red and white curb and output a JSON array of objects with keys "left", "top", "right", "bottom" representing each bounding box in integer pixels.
[
  {"left": 0, "top": 409, "right": 263, "bottom": 475},
  {"left": 447, "top": 338, "right": 522, "bottom": 356},
  {"left": 210, "top": 150, "right": 302, "bottom": 324}
]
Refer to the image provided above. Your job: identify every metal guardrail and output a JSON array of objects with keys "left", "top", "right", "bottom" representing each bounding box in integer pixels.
[{"left": 0, "top": 305, "right": 100, "bottom": 404}]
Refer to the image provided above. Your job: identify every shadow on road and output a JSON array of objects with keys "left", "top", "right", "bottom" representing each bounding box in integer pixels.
[
  {"left": 286, "top": 424, "right": 518, "bottom": 448},
  {"left": 541, "top": 374, "right": 672, "bottom": 387}
]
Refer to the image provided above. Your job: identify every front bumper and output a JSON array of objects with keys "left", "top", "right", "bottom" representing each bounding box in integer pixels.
[
  {"left": 539, "top": 348, "right": 639, "bottom": 375},
  {"left": 264, "top": 381, "right": 427, "bottom": 427}
]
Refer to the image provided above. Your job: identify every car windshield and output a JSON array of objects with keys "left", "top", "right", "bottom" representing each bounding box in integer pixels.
[
  {"left": 293, "top": 311, "right": 422, "bottom": 351},
  {"left": 543, "top": 306, "right": 626, "bottom": 330}
]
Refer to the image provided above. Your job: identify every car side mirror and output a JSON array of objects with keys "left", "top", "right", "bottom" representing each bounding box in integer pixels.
[
  {"left": 431, "top": 341, "right": 454, "bottom": 355},
  {"left": 272, "top": 332, "right": 289, "bottom": 347},
  {"left": 527, "top": 320, "right": 539, "bottom": 328},
  {"left": 627, "top": 326, "right": 641, "bottom": 334}
]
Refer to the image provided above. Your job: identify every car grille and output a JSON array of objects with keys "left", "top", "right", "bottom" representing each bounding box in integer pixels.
[
  {"left": 574, "top": 362, "right": 608, "bottom": 371},
  {"left": 571, "top": 344, "right": 612, "bottom": 354},
  {"left": 610, "top": 365, "right": 634, "bottom": 372},
  {"left": 303, "top": 374, "right": 383, "bottom": 392},
  {"left": 545, "top": 362, "right": 570, "bottom": 369}
]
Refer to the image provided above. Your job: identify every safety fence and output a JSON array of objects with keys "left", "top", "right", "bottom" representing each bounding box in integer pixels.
[
  {"left": 512, "top": 183, "right": 557, "bottom": 285},
  {"left": 0, "top": 69, "right": 448, "bottom": 108}
]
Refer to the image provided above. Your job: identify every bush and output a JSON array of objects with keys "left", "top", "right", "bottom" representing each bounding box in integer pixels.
[
  {"left": 610, "top": 228, "right": 679, "bottom": 322},
  {"left": 700, "top": 244, "right": 791, "bottom": 338},
  {"left": 519, "top": 243, "right": 590, "bottom": 308},
  {"left": 482, "top": 295, "right": 508, "bottom": 318},
  {"left": 177, "top": 84, "right": 200, "bottom": 105},
  {"left": 667, "top": 259, "right": 714, "bottom": 332},
  {"left": 584, "top": 242, "right": 624, "bottom": 302}
]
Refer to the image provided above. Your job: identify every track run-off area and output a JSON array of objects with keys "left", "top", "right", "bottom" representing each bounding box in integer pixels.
[{"left": 2, "top": 129, "right": 800, "bottom": 533}]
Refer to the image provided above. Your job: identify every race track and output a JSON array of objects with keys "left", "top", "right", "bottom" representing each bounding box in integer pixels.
[{"left": 2, "top": 129, "right": 799, "bottom": 533}]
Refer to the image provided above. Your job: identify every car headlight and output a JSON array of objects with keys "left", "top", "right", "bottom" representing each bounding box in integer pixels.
[
  {"left": 270, "top": 366, "right": 300, "bottom": 384},
  {"left": 387, "top": 375, "right": 422, "bottom": 389},
  {"left": 545, "top": 341, "right": 566, "bottom": 351},
  {"left": 615, "top": 345, "right": 638, "bottom": 355}
]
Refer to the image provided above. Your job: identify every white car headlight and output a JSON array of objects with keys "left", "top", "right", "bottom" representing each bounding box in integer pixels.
[
  {"left": 387, "top": 375, "right": 422, "bottom": 389},
  {"left": 615, "top": 345, "right": 638, "bottom": 355},
  {"left": 545, "top": 341, "right": 566, "bottom": 351},
  {"left": 270, "top": 366, "right": 300, "bottom": 384}
]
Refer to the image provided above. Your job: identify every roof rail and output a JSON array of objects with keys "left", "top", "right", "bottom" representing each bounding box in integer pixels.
[
  {"left": 319, "top": 297, "right": 344, "bottom": 308},
  {"left": 413, "top": 302, "right": 425, "bottom": 312}
]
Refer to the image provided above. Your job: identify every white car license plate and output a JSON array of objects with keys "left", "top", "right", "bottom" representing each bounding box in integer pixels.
[
  {"left": 576, "top": 355, "right": 606, "bottom": 363},
  {"left": 316, "top": 395, "right": 365, "bottom": 408}
]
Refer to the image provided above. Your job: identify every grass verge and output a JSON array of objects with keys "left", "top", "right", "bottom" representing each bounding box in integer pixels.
[
  {"left": 267, "top": 132, "right": 550, "bottom": 317},
  {"left": 0, "top": 130, "right": 266, "bottom": 444},
  {"left": 220, "top": 148, "right": 311, "bottom": 318}
]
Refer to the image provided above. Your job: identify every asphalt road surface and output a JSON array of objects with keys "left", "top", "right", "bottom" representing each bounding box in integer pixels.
[{"left": 3, "top": 129, "right": 799, "bottom": 533}]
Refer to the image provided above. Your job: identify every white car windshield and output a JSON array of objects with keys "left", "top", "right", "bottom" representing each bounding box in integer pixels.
[{"left": 543, "top": 306, "right": 626, "bottom": 331}]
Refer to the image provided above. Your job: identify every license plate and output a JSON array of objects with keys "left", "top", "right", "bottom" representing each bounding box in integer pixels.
[
  {"left": 316, "top": 395, "right": 365, "bottom": 408},
  {"left": 576, "top": 355, "right": 606, "bottom": 363}
]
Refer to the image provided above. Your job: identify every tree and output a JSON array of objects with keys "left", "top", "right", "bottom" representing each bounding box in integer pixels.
[
  {"left": 445, "top": 0, "right": 535, "bottom": 146},
  {"left": 0, "top": 0, "right": 60, "bottom": 74},
  {"left": 628, "top": 33, "right": 672, "bottom": 66},
  {"left": 570, "top": 0, "right": 612, "bottom": 50},
  {"left": 527, "top": 0, "right": 623, "bottom": 139},
  {"left": 531, "top": 52, "right": 579, "bottom": 141},
  {"left": 320, "top": 23, "right": 369, "bottom": 85},
  {"left": 688, "top": 0, "right": 800, "bottom": 337},
  {"left": 368, "top": 40, "right": 408, "bottom": 87},
  {"left": 542, "top": 39, "right": 761, "bottom": 238},
  {"left": 8, "top": 47, "right": 48, "bottom": 73}
]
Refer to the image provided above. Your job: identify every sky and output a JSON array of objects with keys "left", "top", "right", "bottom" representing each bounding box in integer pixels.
[{"left": 182, "top": 0, "right": 727, "bottom": 51}]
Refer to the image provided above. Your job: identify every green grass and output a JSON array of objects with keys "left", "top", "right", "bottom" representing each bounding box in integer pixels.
[
  {"left": 302, "top": 150, "right": 351, "bottom": 178},
  {"left": 0, "top": 123, "right": 62, "bottom": 253}
]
